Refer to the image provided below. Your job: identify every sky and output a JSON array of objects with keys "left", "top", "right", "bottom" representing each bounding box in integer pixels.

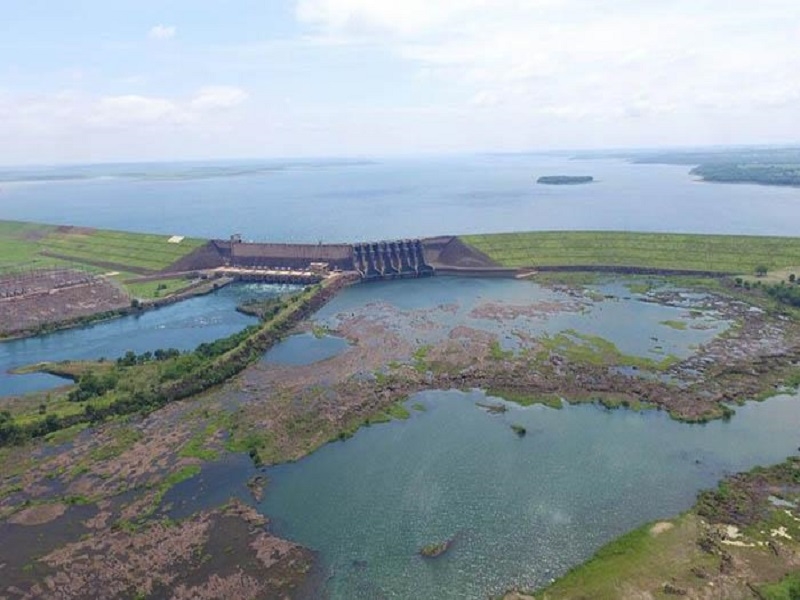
[{"left": 1, "top": 0, "right": 799, "bottom": 164}]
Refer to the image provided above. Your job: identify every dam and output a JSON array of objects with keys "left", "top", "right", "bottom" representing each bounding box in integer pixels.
[
  {"left": 175, "top": 236, "right": 438, "bottom": 282},
  {"left": 352, "top": 240, "right": 434, "bottom": 280}
]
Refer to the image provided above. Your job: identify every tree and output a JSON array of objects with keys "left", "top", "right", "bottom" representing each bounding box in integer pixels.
[
  {"left": 755, "top": 265, "right": 768, "bottom": 277},
  {"left": 790, "top": 273, "right": 796, "bottom": 283}
]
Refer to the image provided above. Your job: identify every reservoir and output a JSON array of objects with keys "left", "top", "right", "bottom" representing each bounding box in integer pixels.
[{"left": 2, "top": 156, "right": 800, "bottom": 241}]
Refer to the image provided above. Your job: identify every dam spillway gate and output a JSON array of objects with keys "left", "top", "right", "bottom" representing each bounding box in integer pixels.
[
  {"left": 208, "top": 237, "right": 435, "bottom": 282},
  {"left": 352, "top": 240, "right": 434, "bottom": 281}
]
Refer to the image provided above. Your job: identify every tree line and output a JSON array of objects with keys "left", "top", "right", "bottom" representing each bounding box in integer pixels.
[{"left": 1, "top": 279, "right": 353, "bottom": 447}]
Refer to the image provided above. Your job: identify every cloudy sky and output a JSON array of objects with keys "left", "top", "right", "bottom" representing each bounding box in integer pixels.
[{"left": 1, "top": 0, "right": 799, "bottom": 164}]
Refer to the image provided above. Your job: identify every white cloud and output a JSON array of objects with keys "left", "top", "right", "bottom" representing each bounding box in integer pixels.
[
  {"left": 0, "top": 85, "right": 249, "bottom": 137},
  {"left": 190, "top": 86, "right": 249, "bottom": 110},
  {"left": 470, "top": 90, "right": 499, "bottom": 108},
  {"left": 89, "top": 95, "right": 187, "bottom": 126},
  {"left": 149, "top": 24, "right": 176, "bottom": 40},
  {"left": 295, "top": 0, "right": 800, "bottom": 124},
  {"left": 296, "top": 0, "right": 492, "bottom": 37}
]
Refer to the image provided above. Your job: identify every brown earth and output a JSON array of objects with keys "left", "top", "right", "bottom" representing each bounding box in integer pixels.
[
  {"left": 0, "top": 269, "right": 130, "bottom": 337},
  {"left": 8, "top": 501, "right": 312, "bottom": 600}
]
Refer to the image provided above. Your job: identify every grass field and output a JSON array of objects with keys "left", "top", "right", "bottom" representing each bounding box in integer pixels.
[
  {"left": 461, "top": 231, "right": 800, "bottom": 275},
  {"left": 534, "top": 514, "right": 715, "bottom": 599},
  {"left": 0, "top": 220, "right": 205, "bottom": 276}
]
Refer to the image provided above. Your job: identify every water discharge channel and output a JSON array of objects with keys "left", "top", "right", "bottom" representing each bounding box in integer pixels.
[{"left": 0, "top": 283, "right": 299, "bottom": 397}]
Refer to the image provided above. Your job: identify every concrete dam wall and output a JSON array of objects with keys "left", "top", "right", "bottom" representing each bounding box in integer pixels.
[
  {"left": 183, "top": 238, "right": 435, "bottom": 281},
  {"left": 352, "top": 240, "right": 434, "bottom": 280}
]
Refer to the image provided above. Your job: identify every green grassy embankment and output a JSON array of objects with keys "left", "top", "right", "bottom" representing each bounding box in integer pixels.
[
  {"left": 0, "top": 276, "right": 351, "bottom": 448},
  {"left": 461, "top": 231, "right": 800, "bottom": 275},
  {"left": 516, "top": 457, "right": 800, "bottom": 600},
  {"left": 0, "top": 220, "right": 205, "bottom": 298}
]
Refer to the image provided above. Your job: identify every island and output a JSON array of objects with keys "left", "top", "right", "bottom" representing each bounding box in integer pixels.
[{"left": 537, "top": 175, "right": 594, "bottom": 185}]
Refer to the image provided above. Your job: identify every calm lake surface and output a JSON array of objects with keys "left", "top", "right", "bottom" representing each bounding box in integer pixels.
[
  {"left": 0, "top": 283, "right": 297, "bottom": 396},
  {"left": 2, "top": 155, "right": 800, "bottom": 241},
  {"left": 262, "top": 391, "right": 800, "bottom": 599}
]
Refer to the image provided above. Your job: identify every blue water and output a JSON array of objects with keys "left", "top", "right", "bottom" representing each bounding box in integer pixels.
[
  {"left": 262, "top": 391, "right": 800, "bottom": 599},
  {"left": 311, "top": 276, "right": 727, "bottom": 360},
  {"left": 2, "top": 156, "right": 800, "bottom": 241},
  {"left": 263, "top": 332, "right": 351, "bottom": 366},
  {"left": 0, "top": 283, "right": 297, "bottom": 397}
]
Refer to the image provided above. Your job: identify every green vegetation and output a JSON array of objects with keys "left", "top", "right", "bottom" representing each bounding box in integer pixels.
[
  {"left": 179, "top": 424, "right": 220, "bottom": 461},
  {"left": 385, "top": 402, "right": 411, "bottom": 420},
  {"left": 125, "top": 278, "right": 194, "bottom": 299},
  {"left": 140, "top": 465, "right": 202, "bottom": 520},
  {"left": 0, "top": 219, "right": 204, "bottom": 274},
  {"left": 537, "top": 457, "right": 800, "bottom": 599},
  {"left": 461, "top": 231, "right": 800, "bottom": 274},
  {"left": 488, "top": 389, "right": 563, "bottom": 409},
  {"left": 624, "top": 279, "right": 657, "bottom": 294},
  {"left": 692, "top": 163, "right": 800, "bottom": 187},
  {"left": 540, "top": 330, "right": 678, "bottom": 371},
  {"left": 412, "top": 345, "right": 432, "bottom": 372},
  {"left": 311, "top": 324, "right": 332, "bottom": 338},
  {"left": 659, "top": 319, "right": 687, "bottom": 330},
  {"left": 760, "top": 572, "right": 800, "bottom": 599},
  {"left": 536, "top": 175, "right": 593, "bottom": 185},
  {"left": 765, "top": 281, "right": 800, "bottom": 308},
  {"left": 510, "top": 424, "right": 526, "bottom": 436},
  {"left": 236, "top": 295, "right": 292, "bottom": 320},
  {"left": 89, "top": 426, "right": 142, "bottom": 461},
  {"left": 628, "top": 146, "right": 800, "bottom": 167},
  {"left": 0, "top": 284, "right": 332, "bottom": 447},
  {"left": 488, "top": 340, "right": 514, "bottom": 360},
  {"left": 537, "top": 514, "right": 712, "bottom": 599}
]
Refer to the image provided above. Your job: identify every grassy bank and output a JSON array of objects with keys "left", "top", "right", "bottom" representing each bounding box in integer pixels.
[
  {"left": 0, "top": 276, "right": 351, "bottom": 446},
  {"left": 0, "top": 219, "right": 204, "bottom": 276},
  {"left": 461, "top": 231, "right": 800, "bottom": 274},
  {"left": 520, "top": 457, "right": 800, "bottom": 599}
]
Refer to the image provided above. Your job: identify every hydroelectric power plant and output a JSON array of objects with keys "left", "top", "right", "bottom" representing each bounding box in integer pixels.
[{"left": 179, "top": 236, "right": 437, "bottom": 282}]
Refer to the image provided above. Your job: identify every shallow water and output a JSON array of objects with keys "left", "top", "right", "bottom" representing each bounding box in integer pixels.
[
  {"left": 0, "top": 283, "right": 298, "bottom": 396},
  {"left": 262, "top": 391, "right": 800, "bottom": 599},
  {"left": 262, "top": 333, "right": 350, "bottom": 366},
  {"left": 311, "top": 276, "right": 727, "bottom": 360}
]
